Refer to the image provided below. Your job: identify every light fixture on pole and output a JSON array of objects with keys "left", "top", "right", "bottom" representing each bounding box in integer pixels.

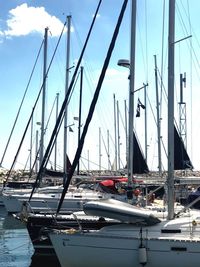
[
  {"left": 117, "top": 59, "right": 130, "bottom": 174},
  {"left": 117, "top": 59, "right": 130, "bottom": 68}
]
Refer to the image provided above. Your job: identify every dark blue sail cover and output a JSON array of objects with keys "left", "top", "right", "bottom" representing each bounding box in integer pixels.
[
  {"left": 132, "top": 132, "right": 149, "bottom": 174},
  {"left": 124, "top": 131, "right": 149, "bottom": 174},
  {"left": 174, "top": 125, "right": 193, "bottom": 170}
]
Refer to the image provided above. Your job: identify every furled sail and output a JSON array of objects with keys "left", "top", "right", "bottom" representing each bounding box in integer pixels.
[
  {"left": 125, "top": 131, "right": 149, "bottom": 174},
  {"left": 132, "top": 131, "right": 149, "bottom": 174},
  {"left": 174, "top": 125, "right": 193, "bottom": 170}
]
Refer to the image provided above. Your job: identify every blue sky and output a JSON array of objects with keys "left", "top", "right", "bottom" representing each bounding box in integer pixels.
[{"left": 1, "top": 0, "right": 200, "bottom": 172}]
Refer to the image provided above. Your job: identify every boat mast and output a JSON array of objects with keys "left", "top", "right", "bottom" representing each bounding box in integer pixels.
[
  {"left": 77, "top": 66, "right": 83, "bottom": 174},
  {"left": 144, "top": 83, "right": 148, "bottom": 161},
  {"left": 54, "top": 93, "right": 59, "bottom": 170},
  {"left": 39, "top": 27, "right": 48, "bottom": 168},
  {"left": 99, "top": 127, "right": 102, "bottom": 172},
  {"left": 107, "top": 129, "right": 110, "bottom": 170},
  {"left": 63, "top": 15, "right": 71, "bottom": 184},
  {"left": 167, "top": 0, "right": 175, "bottom": 220},
  {"left": 29, "top": 114, "right": 33, "bottom": 173},
  {"left": 56, "top": 0, "right": 128, "bottom": 213},
  {"left": 35, "top": 129, "right": 39, "bottom": 173},
  {"left": 124, "top": 100, "right": 128, "bottom": 166},
  {"left": 113, "top": 94, "right": 117, "bottom": 171},
  {"left": 127, "top": 0, "right": 136, "bottom": 198},
  {"left": 117, "top": 100, "right": 121, "bottom": 170},
  {"left": 154, "top": 55, "right": 162, "bottom": 175}
]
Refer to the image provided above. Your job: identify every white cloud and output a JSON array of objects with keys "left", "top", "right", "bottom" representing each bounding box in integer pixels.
[
  {"left": 4, "top": 3, "right": 65, "bottom": 38},
  {"left": 106, "top": 68, "right": 122, "bottom": 77}
]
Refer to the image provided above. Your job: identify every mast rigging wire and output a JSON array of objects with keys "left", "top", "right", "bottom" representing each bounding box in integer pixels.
[
  {"left": 28, "top": 0, "right": 103, "bottom": 201},
  {"left": 4, "top": 22, "right": 66, "bottom": 185},
  {"left": 25, "top": 93, "right": 59, "bottom": 177},
  {"left": 0, "top": 40, "right": 44, "bottom": 168},
  {"left": 56, "top": 0, "right": 128, "bottom": 214}
]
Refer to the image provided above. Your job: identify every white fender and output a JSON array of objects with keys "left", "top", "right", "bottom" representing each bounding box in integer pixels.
[{"left": 139, "top": 246, "right": 147, "bottom": 265}]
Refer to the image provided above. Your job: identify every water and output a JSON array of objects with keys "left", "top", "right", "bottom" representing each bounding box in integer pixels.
[{"left": 0, "top": 206, "right": 60, "bottom": 267}]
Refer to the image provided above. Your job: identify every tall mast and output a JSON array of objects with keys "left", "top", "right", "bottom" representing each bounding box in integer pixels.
[
  {"left": 167, "top": 0, "right": 175, "bottom": 220},
  {"left": 29, "top": 114, "right": 33, "bottom": 173},
  {"left": 39, "top": 27, "right": 48, "bottom": 168},
  {"left": 63, "top": 15, "right": 71, "bottom": 183},
  {"left": 117, "top": 100, "right": 121, "bottom": 170},
  {"left": 77, "top": 66, "right": 83, "bottom": 174},
  {"left": 54, "top": 93, "right": 59, "bottom": 170},
  {"left": 35, "top": 129, "right": 39, "bottom": 173},
  {"left": 87, "top": 149, "right": 90, "bottom": 171},
  {"left": 144, "top": 83, "right": 148, "bottom": 161},
  {"left": 113, "top": 94, "right": 117, "bottom": 171},
  {"left": 107, "top": 129, "right": 110, "bottom": 170},
  {"left": 127, "top": 0, "right": 136, "bottom": 198},
  {"left": 124, "top": 100, "right": 128, "bottom": 166},
  {"left": 154, "top": 55, "right": 162, "bottom": 175},
  {"left": 99, "top": 127, "right": 102, "bottom": 172}
]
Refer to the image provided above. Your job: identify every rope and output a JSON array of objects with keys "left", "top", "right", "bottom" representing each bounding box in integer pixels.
[
  {"left": 4, "top": 22, "right": 67, "bottom": 186},
  {"left": 29, "top": 0, "right": 103, "bottom": 201},
  {"left": 56, "top": 0, "right": 128, "bottom": 214},
  {"left": 0, "top": 40, "right": 44, "bottom": 168}
]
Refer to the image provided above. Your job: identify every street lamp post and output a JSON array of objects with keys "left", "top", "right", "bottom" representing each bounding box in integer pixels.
[
  {"left": 118, "top": 59, "right": 148, "bottom": 187},
  {"left": 117, "top": 0, "right": 137, "bottom": 202}
]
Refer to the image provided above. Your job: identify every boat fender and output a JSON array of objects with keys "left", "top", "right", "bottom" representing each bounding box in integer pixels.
[
  {"left": 19, "top": 201, "right": 31, "bottom": 222},
  {"left": 139, "top": 245, "right": 147, "bottom": 265},
  {"left": 192, "top": 220, "right": 197, "bottom": 226}
]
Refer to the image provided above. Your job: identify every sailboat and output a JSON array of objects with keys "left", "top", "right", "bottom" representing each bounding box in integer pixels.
[
  {"left": 13, "top": 1, "right": 138, "bottom": 260},
  {"left": 48, "top": 1, "right": 200, "bottom": 267},
  {"left": 49, "top": 199, "right": 200, "bottom": 267}
]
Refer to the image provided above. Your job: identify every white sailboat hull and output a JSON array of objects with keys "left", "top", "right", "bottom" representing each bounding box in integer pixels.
[
  {"left": 49, "top": 215, "right": 200, "bottom": 267},
  {"left": 2, "top": 191, "right": 128, "bottom": 213}
]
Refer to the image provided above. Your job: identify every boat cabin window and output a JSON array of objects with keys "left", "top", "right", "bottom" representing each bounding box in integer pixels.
[{"left": 161, "top": 229, "right": 181, "bottom": 233}]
